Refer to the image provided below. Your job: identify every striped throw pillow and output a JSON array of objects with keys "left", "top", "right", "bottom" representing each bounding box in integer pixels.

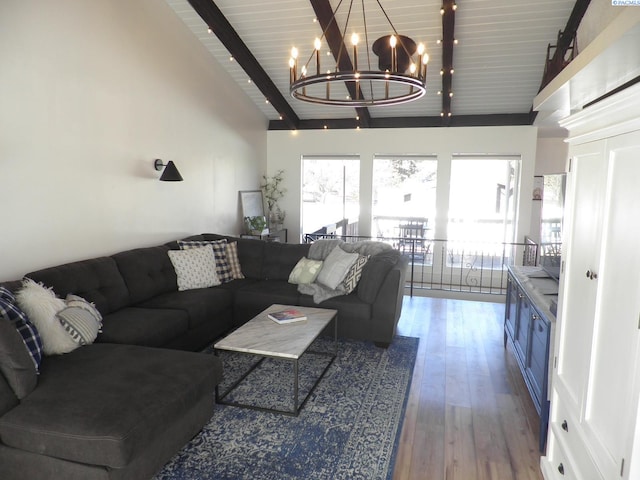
[{"left": 57, "top": 307, "right": 101, "bottom": 346}]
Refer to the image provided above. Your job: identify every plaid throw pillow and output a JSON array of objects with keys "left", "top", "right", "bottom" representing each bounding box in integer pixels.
[
  {"left": 178, "top": 239, "right": 234, "bottom": 283},
  {"left": 226, "top": 242, "right": 245, "bottom": 279},
  {"left": 0, "top": 287, "right": 43, "bottom": 372}
]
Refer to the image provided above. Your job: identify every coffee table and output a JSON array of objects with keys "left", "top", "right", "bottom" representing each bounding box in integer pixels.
[{"left": 214, "top": 304, "right": 338, "bottom": 416}]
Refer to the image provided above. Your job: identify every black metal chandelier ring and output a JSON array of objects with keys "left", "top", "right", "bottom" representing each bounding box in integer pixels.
[{"left": 290, "top": 71, "right": 427, "bottom": 107}]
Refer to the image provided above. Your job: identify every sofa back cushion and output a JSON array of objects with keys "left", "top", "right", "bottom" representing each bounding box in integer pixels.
[
  {"left": 26, "top": 257, "right": 129, "bottom": 315},
  {"left": 230, "top": 237, "right": 265, "bottom": 279},
  {"left": 112, "top": 246, "right": 177, "bottom": 304},
  {"left": 262, "top": 242, "right": 310, "bottom": 280},
  {"left": 357, "top": 250, "right": 400, "bottom": 303}
]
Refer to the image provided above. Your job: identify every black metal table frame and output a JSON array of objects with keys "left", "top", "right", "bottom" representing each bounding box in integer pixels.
[{"left": 214, "top": 315, "right": 338, "bottom": 416}]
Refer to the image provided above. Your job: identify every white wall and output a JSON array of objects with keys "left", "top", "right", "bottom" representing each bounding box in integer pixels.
[
  {"left": 0, "top": 0, "right": 267, "bottom": 281},
  {"left": 267, "top": 126, "right": 538, "bottom": 243}
]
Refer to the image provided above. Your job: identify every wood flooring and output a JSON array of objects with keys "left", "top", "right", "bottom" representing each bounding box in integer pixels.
[{"left": 392, "top": 296, "right": 544, "bottom": 480}]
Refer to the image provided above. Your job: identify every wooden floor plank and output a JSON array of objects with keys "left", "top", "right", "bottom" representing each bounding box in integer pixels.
[{"left": 393, "top": 295, "right": 544, "bottom": 480}]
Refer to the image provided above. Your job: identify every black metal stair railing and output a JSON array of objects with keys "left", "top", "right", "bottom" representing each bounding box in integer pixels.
[{"left": 303, "top": 232, "right": 539, "bottom": 296}]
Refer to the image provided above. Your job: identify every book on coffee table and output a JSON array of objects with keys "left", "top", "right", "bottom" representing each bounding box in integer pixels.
[{"left": 268, "top": 308, "right": 307, "bottom": 324}]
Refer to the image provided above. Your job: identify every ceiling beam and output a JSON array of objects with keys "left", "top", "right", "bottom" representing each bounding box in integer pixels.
[
  {"left": 268, "top": 113, "right": 531, "bottom": 130},
  {"left": 310, "top": 0, "right": 372, "bottom": 128},
  {"left": 187, "top": 0, "right": 300, "bottom": 130},
  {"left": 440, "top": 0, "right": 456, "bottom": 126}
]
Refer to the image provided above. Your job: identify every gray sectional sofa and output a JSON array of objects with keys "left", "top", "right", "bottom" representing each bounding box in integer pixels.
[{"left": 0, "top": 233, "right": 408, "bottom": 479}]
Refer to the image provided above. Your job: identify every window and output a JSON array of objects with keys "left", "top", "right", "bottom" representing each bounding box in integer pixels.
[
  {"left": 301, "top": 156, "right": 360, "bottom": 238},
  {"left": 448, "top": 155, "right": 520, "bottom": 244},
  {"left": 372, "top": 154, "right": 437, "bottom": 236}
]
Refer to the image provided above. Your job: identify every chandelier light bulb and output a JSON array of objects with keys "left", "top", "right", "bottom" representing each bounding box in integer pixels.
[
  {"left": 314, "top": 38, "right": 322, "bottom": 51},
  {"left": 417, "top": 43, "right": 425, "bottom": 55},
  {"left": 450, "top": 68, "right": 454, "bottom": 74},
  {"left": 440, "top": 7, "right": 445, "bottom": 15},
  {"left": 452, "top": 3, "right": 457, "bottom": 11},
  {"left": 409, "top": 63, "right": 417, "bottom": 74},
  {"left": 351, "top": 33, "right": 359, "bottom": 46},
  {"left": 291, "top": 47, "right": 298, "bottom": 59},
  {"left": 422, "top": 53, "right": 429, "bottom": 64},
  {"left": 389, "top": 35, "right": 397, "bottom": 48},
  {"left": 289, "top": 58, "right": 295, "bottom": 68}
]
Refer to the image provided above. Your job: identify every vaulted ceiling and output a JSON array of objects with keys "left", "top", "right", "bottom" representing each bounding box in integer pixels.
[{"left": 164, "top": 0, "right": 585, "bottom": 130}]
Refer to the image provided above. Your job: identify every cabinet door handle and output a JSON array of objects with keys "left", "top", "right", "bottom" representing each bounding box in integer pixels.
[
  {"left": 561, "top": 420, "right": 568, "bottom": 432},
  {"left": 558, "top": 463, "right": 565, "bottom": 475},
  {"left": 586, "top": 269, "right": 598, "bottom": 280},
  {"left": 518, "top": 293, "right": 524, "bottom": 299},
  {"left": 538, "top": 324, "right": 544, "bottom": 333},
  {"left": 532, "top": 314, "right": 539, "bottom": 320}
]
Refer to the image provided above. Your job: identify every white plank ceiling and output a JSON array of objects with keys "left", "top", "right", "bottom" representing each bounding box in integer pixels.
[{"left": 165, "top": 0, "right": 576, "bottom": 126}]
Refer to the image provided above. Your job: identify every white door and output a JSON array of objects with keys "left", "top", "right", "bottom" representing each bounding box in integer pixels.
[
  {"left": 555, "top": 141, "right": 607, "bottom": 412},
  {"left": 582, "top": 131, "right": 640, "bottom": 479}
]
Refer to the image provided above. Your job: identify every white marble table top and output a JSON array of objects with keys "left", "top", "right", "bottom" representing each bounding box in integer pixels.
[{"left": 214, "top": 304, "right": 338, "bottom": 359}]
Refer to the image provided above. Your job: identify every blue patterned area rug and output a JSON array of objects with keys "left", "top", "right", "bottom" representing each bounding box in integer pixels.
[{"left": 155, "top": 335, "right": 419, "bottom": 480}]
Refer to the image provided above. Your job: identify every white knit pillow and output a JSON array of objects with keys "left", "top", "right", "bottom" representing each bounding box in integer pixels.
[
  {"left": 168, "top": 246, "right": 220, "bottom": 291},
  {"left": 15, "top": 279, "right": 79, "bottom": 355}
]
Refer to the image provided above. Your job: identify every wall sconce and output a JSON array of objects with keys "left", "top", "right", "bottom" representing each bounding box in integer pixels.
[{"left": 154, "top": 159, "right": 183, "bottom": 182}]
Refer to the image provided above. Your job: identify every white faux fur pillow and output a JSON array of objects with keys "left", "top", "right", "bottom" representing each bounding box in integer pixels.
[{"left": 15, "top": 279, "right": 79, "bottom": 355}]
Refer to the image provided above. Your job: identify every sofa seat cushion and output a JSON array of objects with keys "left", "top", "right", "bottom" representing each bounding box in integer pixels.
[
  {"left": 214, "top": 278, "right": 259, "bottom": 292},
  {"left": 0, "top": 344, "right": 221, "bottom": 469},
  {"left": 299, "top": 293, "right": 371, "bottom": 321},
  {"left": 299, "top": 294, "right": 372, "bottom": 340},
  {"left": 96, "top": 307, "right": 189, "bottom": 347},
  {"left": 232, "top": 280, "right": 301, "bottom": 325},
  {"left": 236, "top": 280, "right": 301, "bottom": 304},
  {"left": 138, "top": 288, "right": 233, "bottom": 329}
]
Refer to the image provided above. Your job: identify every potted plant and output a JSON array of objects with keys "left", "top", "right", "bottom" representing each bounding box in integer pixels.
[{"left": 244, "top": 215, "right": 268, "bottom": 236}]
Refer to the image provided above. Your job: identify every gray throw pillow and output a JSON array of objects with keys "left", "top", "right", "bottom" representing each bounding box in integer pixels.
[
  {"left": 0, "top": 318, "right": 37, "bottom": 399},
  {"left": 316, "top": 246, "right": 359, "bottom": 290}
]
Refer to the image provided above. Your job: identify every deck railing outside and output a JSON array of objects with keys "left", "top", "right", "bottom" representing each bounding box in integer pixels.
[{"left": 303, "top": 231, "right": 538, "bottom": 296}]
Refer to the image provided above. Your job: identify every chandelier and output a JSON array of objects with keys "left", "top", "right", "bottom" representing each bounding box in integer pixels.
[{"left": 288, "top": 0, "right": 429, "bottom": 107}]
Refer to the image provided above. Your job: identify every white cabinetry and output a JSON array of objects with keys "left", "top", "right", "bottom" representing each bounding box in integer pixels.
[{"left": 541, "top": 83, "right": 640, "bottom": 480}]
